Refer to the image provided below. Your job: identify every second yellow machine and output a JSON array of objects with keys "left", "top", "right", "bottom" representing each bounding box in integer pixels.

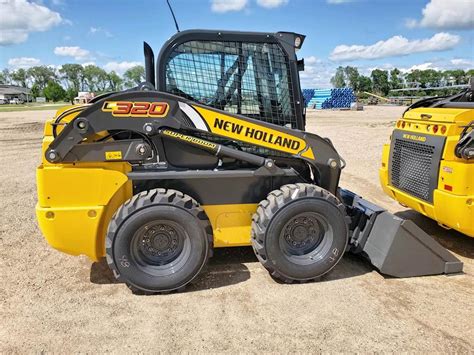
[{"left": 380, "top": 84, "right": 473, "bottom": 237}]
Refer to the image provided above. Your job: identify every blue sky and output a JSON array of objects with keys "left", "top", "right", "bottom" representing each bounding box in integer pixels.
[{"left": 1, "top": 0, "right": 473, "bottom": 87}]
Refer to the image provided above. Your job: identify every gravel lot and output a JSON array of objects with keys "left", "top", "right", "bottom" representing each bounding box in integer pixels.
[{"left": 1, "top": 106, "right": 473, "bottom": 352}]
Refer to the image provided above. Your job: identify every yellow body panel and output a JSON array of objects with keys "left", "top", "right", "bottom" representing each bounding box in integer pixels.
[
  {"left": 380, "top": 107, "right": 474, "bottom": 237},
  {"left": 202, "top": 204, "right": 257, "bottom": 247}
]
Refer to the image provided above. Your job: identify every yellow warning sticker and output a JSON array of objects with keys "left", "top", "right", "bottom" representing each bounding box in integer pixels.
[{"left": 105, "top": 151, "right": 122, "bottom": 160}]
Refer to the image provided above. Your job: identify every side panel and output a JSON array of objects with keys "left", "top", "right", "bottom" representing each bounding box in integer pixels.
[{"left": 202, "top": 204, "right": 257, "bottom": 247}]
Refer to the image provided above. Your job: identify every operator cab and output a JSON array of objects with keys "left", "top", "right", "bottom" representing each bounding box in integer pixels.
[{"left": 144, "top": 30, "right": 307, "bottom": 130}]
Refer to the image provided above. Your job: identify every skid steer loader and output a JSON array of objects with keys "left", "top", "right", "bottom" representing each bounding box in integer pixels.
[
  {"left": 36, "top": 30, "right": 463, "bottom": 293},
  {"left": 380, "top": 81, "right": 474, "bottom": 237}
]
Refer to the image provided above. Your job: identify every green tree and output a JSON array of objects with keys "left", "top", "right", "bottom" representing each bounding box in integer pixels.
[
  {"left": 443, "top": 69, "right": 466, "bottom": 85},
  {"left": 59, "top": 64, "right": 84, "bottom": 91},
  {"left": 124, "top": 65, "right": 145, "bottom": 88},
  {"left": 330, "top": 66, "right": 346, "bottom": 88},
  {"left": 31, "top": 83, "right": 41, "bottom": 99},
  {"left": 389, "top": 68, "right": 402, "bottom": 90},
  {"left": 1, "top": 69, "right": 11, "bottom": 84},
  {"left": 43, "top": 81, "right": 65, "bottom": 102},
  {"left": 10, "top": 69, "right": 29, "bottom": 87},
  {"left": 344, "top": 66, "right": 360, "bottom": 91},
  {"left": 83, "top": 65, "right": 108, "bottom": 92},
  {"left": 27, "top": 66, "right": 56, "bottom": 90},
  {"left": 108, "top": 71, "right": 123, "bottom": 91},
  {"left": 357, "top": 75, "right": 372, "bottom": 93},
  {"left": 371, "top": 69, "right": 390, "bottom": 95},
  {"left": 65, "top": 87, "right": 78, "bottom": 104}
]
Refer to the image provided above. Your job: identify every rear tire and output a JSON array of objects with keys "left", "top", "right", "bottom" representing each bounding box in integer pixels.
[
  {"left": 251, "top": 183, "right": 348, "bottom": 283},
  {"left": 106, "top": 189, "right": 212, "bottom": 294}
]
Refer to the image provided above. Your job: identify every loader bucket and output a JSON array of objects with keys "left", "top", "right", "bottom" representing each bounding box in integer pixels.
[{"left": 340, "top": 189, "right": 463, "bottom": 277}]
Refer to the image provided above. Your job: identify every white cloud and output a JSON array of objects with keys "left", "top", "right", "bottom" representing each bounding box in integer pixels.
[
  {"left": 450, "top": 58, "right": 474, "bottom": 67},
  {"left": 330, "top": 32, "right": 460, "bottom": 61},
  {"left": 89, "top": 26, "right": 113, "bottom": 38},
  {"left": 103, "top": 61, "right": 142, "bottom": 75},
  {"left": 256, "top": 0, "right": 288, "bottom": 8},
  {"left": 305, "top": 56, "right": 321, "bottom": 65},
  {"left": 406, "top": 0, "right": 474, "bottom": 30},
  {"left": 211, "top": 0, "right": 247, "bottom": 13},
  {"left": 0, "top": 0, "right": 62, "bottom": 45},
  {"left": 7, "top": 57, "right": 41, "bottom": 69},
  {"left": 54, "top": 46, "right": 91, "bottom": 61}
]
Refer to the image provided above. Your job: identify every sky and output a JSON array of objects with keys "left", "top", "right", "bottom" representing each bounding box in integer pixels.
[{"left": 0, "top": 0, "right": 473, "bottom": 88}]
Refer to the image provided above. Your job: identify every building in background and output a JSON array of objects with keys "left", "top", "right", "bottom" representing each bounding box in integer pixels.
[{"left": 0, "top": 85, "right": 31, "bottom": 103}]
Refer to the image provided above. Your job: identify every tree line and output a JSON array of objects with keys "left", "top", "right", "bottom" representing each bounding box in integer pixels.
[
  {"left": 330, "top": 66, "right": 474, "bottom": 97},
  {"left": 0, "top": 64, "right": 146, "bottom": 102}
]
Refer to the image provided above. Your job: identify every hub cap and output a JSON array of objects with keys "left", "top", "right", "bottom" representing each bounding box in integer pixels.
[
  {"left": 132, "top": 221, "right": 186, "bottom": 266},
  {"left": 279, "top": 212, "right": 333, "bottom": 265}
]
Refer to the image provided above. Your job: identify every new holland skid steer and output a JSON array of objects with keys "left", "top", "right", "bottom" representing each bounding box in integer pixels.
[
  {"left": 380, "top": 81, "right": 474, "bottom": 237},
  {"left": 36, "top": 30, "right": 463, "bottom": 293}
]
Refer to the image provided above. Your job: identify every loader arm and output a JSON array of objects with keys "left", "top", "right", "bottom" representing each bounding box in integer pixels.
[{"left": 45, "top": 90, "right": 342, "bottom": 194}]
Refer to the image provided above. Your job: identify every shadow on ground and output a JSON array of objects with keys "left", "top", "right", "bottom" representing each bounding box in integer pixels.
[
  {"left": 395, "top": 210, "right": 474, "bottom": 259},
  {"left": 90, "top": 247, "right": 254, "bottom": 292},
  {"left": 90, "top": 246, "right": 373, "bottom": 292}
]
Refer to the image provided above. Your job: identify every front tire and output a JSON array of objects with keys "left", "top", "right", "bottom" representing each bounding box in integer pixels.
[
  {"left": 251, "top": 183, "right": 348, "bottom": 283},
  {"left": 106, "top": 189, "right": 212, "bottom": 294}
]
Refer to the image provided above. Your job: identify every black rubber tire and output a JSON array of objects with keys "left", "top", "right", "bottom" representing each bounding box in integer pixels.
[
  {"left": 106, "top": 189, "right": 212, "bottom": 294},
  {"left": 251, "top": 183, "right": 348, "bottom": 283}
]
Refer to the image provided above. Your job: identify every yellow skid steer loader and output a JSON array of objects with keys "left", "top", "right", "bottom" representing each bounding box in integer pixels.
[{"left": 36, "top": 30, "right": 462, "bottom": 293}]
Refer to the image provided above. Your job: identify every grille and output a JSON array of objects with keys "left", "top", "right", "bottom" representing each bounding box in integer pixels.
[
  {"left": 164, "top": 40, "right": 296, "bottom": 127},
  {"left": 391, "top": 138, "right": 435, "bottom": 201}
]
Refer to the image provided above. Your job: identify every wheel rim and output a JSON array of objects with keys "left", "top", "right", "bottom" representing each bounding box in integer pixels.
[
  {"left": 130, "top": 220, "right": 192, "bottom": 276},
  {"left": 279, "top": 212, "right": 334, "bottom": 265}
]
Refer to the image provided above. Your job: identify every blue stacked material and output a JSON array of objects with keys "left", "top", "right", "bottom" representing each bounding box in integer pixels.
[
  {"left": 302, "top": 89, "right": 314, "bottom": 106},
  {"left": 303, "top": 88, "right": 356, "bottom": 109}
]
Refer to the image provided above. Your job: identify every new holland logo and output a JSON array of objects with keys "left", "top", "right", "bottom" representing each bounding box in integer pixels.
[
  {"left": 214, "top": 118, "right": 301, "bottom": 150},
  {"left": 403, "top": 133, "right": 427, "bottom": 142}
]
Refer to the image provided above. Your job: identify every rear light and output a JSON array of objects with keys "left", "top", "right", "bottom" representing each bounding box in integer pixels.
[
  {"left": 426, "top": 125, "right": 431, "bottom": 132},
  {"left": 433, "top": 125, "right": 438, "bottom": 134},
  {"left": 441, "top": 126, "right": 446, "bottom": 134},
  {"left": 397, "top": 121, "right": 401, "bottom": 128},
  {"left": 402, "top": 121, "right": 406, "bottom": 128},
  {"left": 444, "top": 184, "right": 453, "bottom": 192}
]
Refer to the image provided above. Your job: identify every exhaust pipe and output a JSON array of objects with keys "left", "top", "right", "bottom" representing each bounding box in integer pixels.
[{"left": 143, "top": 42, "right": 155, "bottom": 88}]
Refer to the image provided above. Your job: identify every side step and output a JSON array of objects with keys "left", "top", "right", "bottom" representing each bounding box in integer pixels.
[{"left": 340, "top": 189, "right": 463, "bottom": 277}]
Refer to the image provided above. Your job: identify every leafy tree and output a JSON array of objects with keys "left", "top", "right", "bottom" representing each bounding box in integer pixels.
[
  {"left": 443, "top": 69, "right": 466, "bottom": 85},
  {"left": 1, "top": 69, "right": 11, "bottom": 84},
  {"left": 344, "top": 66, "right": 360, "bottom": 91},
  {"left": 124, "top": 65, "right": 145, "bottom": 88},
  {"left": 10, "top": 69, "right": 29, "bottom": 87},
  {"left": 31, "top": 83, "right": 41, "bottom": 99},
  {"left": 108, "top": 71, "right": 123, "bottom": 91},
  {"left": 357, "top": 75, "right": 372, "bottom": 93},
  {"left": 330, "top": 66, "right": 346, "bottom": 88},
  {"left": 371, "top": 69, "right": 390, "bottom": 95},
  {"left": 65, "top": 87, "right": 78, "bottom": 104},
  {"left": 59, "top": 64, "right": 84, "bottom": 91},
  {"left": 43, "top": 81, "right": 65, "bottom": 102},
  {"left": 27, "top": 66, "right": 57, "bottom": 90},
  {"left": 389, "top": 68, "right": 402, "bottom": 90},
  {"left": 83, "top": 65, "right": 109, "bottom": 92}
]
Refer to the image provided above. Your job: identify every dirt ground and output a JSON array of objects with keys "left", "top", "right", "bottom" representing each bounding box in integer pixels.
[{"left": 1, "top": 106, "right": 473, "bottom": 352}]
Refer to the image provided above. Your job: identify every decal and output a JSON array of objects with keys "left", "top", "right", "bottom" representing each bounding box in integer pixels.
[
  {"left": 105, "top": 151, "right": 122, "bottom": 160},
  {"left": 162, "top": 130, "right": 218, "bottom": 152},
  {"left": 102, "top": 101, "right": 169, "bottom": 117},
  {"left": 403, "top": 133, "right": 427, "bottom": 142},
  {"left": 192, "top": 105, "right": 314, "bottom": 159}
]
